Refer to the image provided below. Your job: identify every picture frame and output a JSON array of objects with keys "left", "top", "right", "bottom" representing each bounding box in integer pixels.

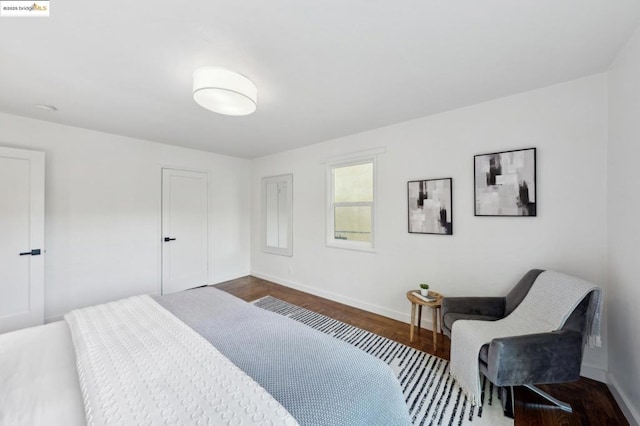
[
  {"left": 407, "top": 178, "right": 453, "bottom": 235},
  {"left": 474, "top": 147, "right": 536, "bottom": 216}
]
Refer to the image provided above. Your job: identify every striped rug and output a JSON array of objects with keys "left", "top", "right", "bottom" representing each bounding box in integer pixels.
[{"left": 254, "top": 296, "right": 513, "bottom": 426}]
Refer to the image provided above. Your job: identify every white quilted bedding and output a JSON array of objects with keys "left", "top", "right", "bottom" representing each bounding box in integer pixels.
[{"left": 64, "top": 295, "right": 299, "bottom": 426}]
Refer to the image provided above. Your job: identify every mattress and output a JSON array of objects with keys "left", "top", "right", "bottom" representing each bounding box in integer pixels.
[{"left": 0, "top": 321, "right": 85, "bottom": 426}]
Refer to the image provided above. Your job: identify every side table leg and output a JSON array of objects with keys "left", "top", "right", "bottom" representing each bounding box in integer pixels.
[
  {"left": 438, "top": 307, "right": 443, "bottom": 338},
  {"left": 409, "top": 302, "right": 416, "bottom": 342},
  {"left": 432, "top": 307, "right": 437, "bottom": 351}
]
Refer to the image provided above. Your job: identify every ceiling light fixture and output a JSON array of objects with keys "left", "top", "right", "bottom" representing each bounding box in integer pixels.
[{"left": 192, "top": 67, "right": 257, "bottom": 116}]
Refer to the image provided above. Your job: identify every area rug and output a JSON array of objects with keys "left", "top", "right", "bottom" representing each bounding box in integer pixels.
[{"left": 254, "top": 296, "right": 513, "bottom": 426}]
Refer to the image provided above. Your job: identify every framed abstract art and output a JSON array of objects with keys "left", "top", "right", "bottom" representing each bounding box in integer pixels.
[
  {"left": 474, "top": 148, "right": 536, "bottom": 216},
  {"left": 408, "top": 178, "right": 453, "bottom": 235}
]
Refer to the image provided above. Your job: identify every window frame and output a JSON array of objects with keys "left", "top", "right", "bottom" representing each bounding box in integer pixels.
[{"left": 326, "top": 156, "right": 376, "bottom": 252}]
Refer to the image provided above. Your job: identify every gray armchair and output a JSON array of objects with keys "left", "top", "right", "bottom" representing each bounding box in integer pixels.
[{"left": 442, "top": 269, "right": 595, "bottom": 417}]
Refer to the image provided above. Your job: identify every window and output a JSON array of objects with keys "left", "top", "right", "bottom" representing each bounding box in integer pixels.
[{"left": 327, "top": 158, "right": 375, "bottom": 251}]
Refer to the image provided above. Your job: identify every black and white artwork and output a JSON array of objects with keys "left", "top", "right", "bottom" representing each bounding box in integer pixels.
[
  {"left": 408, "top": 178, "right": 452, "bottom": 235},
  {"left": 474, "top": 148, "right": 536, "bottom": 216}
]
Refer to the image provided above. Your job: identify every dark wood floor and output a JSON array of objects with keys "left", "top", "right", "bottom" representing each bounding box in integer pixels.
[{"left": 215, "top": 276, "right": 629, "bottom": 426}]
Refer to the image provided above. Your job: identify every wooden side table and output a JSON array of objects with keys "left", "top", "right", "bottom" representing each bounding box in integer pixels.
[{"left": 406, "top": 290, "right": 444, "bottom": 350}]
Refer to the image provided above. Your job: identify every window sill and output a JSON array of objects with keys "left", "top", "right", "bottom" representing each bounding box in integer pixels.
[{"left": 326, "top": 240, "right": 376, "bottom": 253}]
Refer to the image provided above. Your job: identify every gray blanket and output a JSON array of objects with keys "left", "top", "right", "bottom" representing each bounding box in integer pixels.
[{"left": 154, "top": 287, "right": 411, "bottom": 426}]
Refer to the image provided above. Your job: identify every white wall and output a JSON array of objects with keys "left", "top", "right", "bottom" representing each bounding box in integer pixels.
[
  {"left": 607, "top": 25, "right": 640, "bottom": 425},
  {"left": 251, "top": 74, "right": 608, "bottom": 375},
  {"left": 0, "top": 112, "right": 251, "bottom": 321}
]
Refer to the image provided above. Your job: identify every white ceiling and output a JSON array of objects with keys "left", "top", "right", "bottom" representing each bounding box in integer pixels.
[{"left": 1, "top": 1, "right": 639, "bottom": 158}]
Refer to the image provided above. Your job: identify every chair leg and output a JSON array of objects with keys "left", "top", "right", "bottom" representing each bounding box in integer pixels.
[
  {"left": 524, "top": 384, "right": 573, "bottom": 413},
  {"left": 501, "top": 386, "right": 515, "bottom": 418}
]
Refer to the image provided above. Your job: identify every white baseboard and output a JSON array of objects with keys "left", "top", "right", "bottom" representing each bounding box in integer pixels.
[
  {"left": 251, "top": 271, "right": 438, "bottom": 331},
  {"left": 607, "top": 373, "right": 640, "bottom": 426},
  {"left": 580, "top": 363, "right": 608, "bottom": 383}
]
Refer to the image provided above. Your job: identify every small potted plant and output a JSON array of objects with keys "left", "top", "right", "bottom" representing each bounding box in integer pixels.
[{"left": 419, "top": 283, "right": 429, "bottom": 297}]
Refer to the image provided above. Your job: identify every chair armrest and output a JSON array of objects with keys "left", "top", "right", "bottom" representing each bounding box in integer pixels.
[
  {"left": 442, "top": 297, "right": 505, "bottom": 318},
  {"left": 486, "top": 330, "right": 584, "bottom": 386}
]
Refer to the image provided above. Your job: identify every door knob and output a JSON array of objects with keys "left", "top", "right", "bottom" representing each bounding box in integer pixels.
[{"left": 163, "top": 237, "right": 176, "bottom": 242}]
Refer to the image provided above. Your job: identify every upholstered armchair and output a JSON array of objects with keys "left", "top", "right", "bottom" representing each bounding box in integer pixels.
[{"left": 442, "top": 269, "right": 596, "bottom": 417}]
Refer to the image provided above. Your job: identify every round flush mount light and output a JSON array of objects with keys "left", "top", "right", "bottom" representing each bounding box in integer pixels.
[{"left": 192, "top": 67, "right": 257, "bottom": 116}]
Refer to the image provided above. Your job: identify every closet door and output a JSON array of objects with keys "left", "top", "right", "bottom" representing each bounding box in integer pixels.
[
  {"left": 161, "top": 168, "right": 208, "bottom": 294},
  {"left": 0, "top": 147, "right": 45, "bottom": 333}
]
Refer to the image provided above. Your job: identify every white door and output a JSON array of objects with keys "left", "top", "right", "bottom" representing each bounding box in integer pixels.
[
  {"left": 0, "top": 147, "right": 45, "bottom": 333},
  {"left": 161, "top": 168, "right": 208, "bottom": 294}
]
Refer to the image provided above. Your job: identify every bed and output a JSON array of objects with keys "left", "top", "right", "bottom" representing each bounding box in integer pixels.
[{"left": 0, "top": 287, "right": 411, "bottom": 425}]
